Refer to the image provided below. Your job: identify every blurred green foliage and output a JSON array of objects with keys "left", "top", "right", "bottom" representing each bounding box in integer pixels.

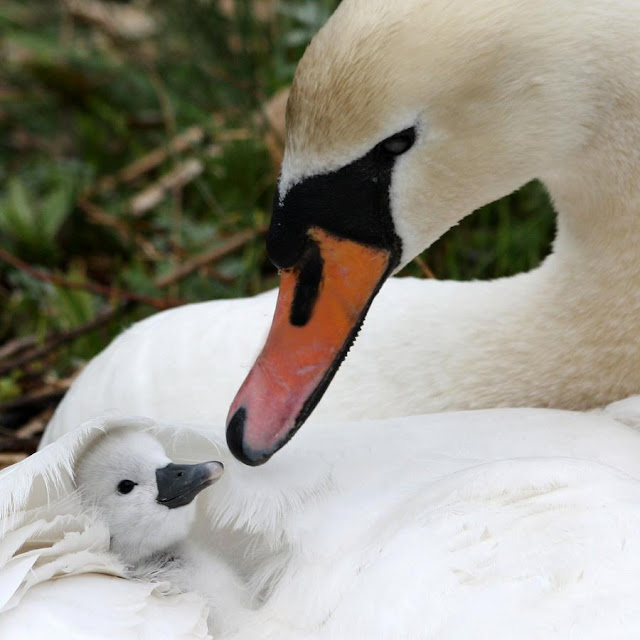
[{"left": 0, "top": 0, "right": 555, "bottom": 396}]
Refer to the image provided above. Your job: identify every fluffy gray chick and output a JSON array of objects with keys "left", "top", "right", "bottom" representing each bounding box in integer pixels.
[{"left": 75, "top": 429, "right": 249, "bottom": 635}]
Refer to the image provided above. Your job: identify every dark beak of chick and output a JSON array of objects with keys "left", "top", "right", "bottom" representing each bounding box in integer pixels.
[{"left": 156, "top": 461, "right": 224, "bottom": 509}]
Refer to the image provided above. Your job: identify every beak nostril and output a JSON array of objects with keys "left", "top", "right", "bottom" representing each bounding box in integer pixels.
[{"left": 290, "top": 240, "right": 324, "bottom": 327}]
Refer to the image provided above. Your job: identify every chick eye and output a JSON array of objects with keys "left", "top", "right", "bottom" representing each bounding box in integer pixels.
[
  {"left": 117, "top": 480, "right": 137, "bottom": 495},
  {"left": 379, "top": 127, "right": 416, "bottom": 156}
]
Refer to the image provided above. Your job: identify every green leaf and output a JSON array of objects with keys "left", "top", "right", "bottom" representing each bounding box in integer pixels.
[
  {"left": 40, "top": 178, "right": 74, "bottom": 240},
  {"left": 2, "top": 177, "right": 38, "bottom": 246}
]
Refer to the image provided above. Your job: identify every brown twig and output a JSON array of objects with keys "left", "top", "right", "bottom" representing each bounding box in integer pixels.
[
  {"left": 91, "top": 126, "right": 206, "bottom": 195},
  {"left": 16, "top": 406, "right": 55, "bottom": 439},
  {"left": 0, "top": 337, "right": 37, "bottom": 361},
  {"left": 63, "top": 0, "right": 156, "bottom": 41},
  {"left": 214, "top": 129, "right": 252, "bottom": 142},
  {"left": 77, "top": 196, "right": 164, "bottom": 261},
  {"left": 0, "top": 304, "right": 131, "bottom": 377},
  {"left": 0, "top": 453, "right": 28, "bottom": 469},
  {"left": 77, "top": 195, "right": 130, "bottom": 238},
  {"left": 0, "top": 247, "right": 186, "bottom": 309},
  {"left": 0, "top": 435, "right": 40, "bottom": 454},
  {"left": 84, "top": 124, "right": 249, "bottom": 221},
  {"left": 413, "top": 256, "right": 437, "bottom": 279},
  {"left": 205, "top": 64, "right": 264, "bottom": 100},
  {"left": 0, "top": 390, "right": 65, "bottom": 431},
  {"left": 0, "top": 390, "right": 67, "bottom": 416},
  {"left": 129, "top": 158, "right": 203, "bottom": 217},
  {"left": 155, "top": 225, "right": 267, "bottom": 288}
]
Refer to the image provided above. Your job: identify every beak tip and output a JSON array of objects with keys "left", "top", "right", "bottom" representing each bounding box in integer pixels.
[
  {"left": 206, "top": 460, "right": 225, "bottom": 480},
  {"left": 226, "top": 407, "right": 272, "bottom": 467}
]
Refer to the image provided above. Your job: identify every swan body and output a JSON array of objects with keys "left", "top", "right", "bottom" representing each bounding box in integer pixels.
[
  {"left": 8, "top": 400, "right": 640, "bottom": 638},
  {"left": 41, "top": 276, "right": 578, "bottom": 446},
  {"left": 0, "top": 575, "right": 210, "bottom": 640}
]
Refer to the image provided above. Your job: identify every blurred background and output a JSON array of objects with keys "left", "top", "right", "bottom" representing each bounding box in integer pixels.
[{"left": 0, "top": 0, "right": 555, "bottom": 465}]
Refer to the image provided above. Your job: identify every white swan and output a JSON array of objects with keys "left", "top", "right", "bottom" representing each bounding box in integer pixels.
[
  {"left": 75, "top": 430, "right": 248, "bottom": 636},
  {"left": 42, "top": 0, "right": 640, "bottom": 459},
  {"left": 0, "top": 420, "right": 211, "bottom": 640},
  {"left": 225, "top": 0, "right": 640, "bottom": 463},
  {"left": 7, "top": 400, "right": 640, "bottom": 638}
]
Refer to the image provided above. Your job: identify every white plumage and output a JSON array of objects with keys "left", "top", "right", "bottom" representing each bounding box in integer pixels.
[
  {"left": 13, "top": 0, "right": 640, "bottom": 635},
  {"left": 75, "top": 429, "right": 249, "bottom": 636},
  {"left": 0, "top": 420, "right": 212, "bottom": 640},
  {"left": 6, "top": 401, "right": 640, "bottom": 638},
  {"left": 1, "top": 575, "right": 210, "bottom": 640}
]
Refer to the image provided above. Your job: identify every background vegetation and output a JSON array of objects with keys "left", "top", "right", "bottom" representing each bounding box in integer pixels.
[{"left": 0, "top": 0, "right": 555, "bottom": 463}]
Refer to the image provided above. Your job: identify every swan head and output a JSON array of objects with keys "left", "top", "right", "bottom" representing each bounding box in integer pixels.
[
  {"left": 76, "top": 430, "right": 224, "bottom": 565},
  {"left": 227, "top": 0, "right": 602, "bottom": 464}
]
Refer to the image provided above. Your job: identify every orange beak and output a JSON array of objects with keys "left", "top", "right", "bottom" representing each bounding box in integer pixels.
[{"left": 226, "top": 227, "right": 394, "bottom": 465}]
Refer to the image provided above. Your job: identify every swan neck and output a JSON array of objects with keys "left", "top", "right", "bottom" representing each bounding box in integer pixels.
[{"left": 544, "top": 136, "right": 640, "bottom": 272}]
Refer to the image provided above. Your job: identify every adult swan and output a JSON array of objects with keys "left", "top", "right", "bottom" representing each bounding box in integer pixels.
[
  {"left": 227, "top": 0, "right": 640, "bottom": 463},
  {"left": 43, "top": 0, "right": 640, "bottom": 455}
]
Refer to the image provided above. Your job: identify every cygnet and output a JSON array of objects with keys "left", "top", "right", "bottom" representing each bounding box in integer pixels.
[{"left": 75, "top": 429, "right": 249, "bottom": 635}]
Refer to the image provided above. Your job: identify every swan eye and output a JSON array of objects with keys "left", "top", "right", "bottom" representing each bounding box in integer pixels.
[
  {"left": 379, "top": 128, "right": 416, "bottom": 156},
  {"left": 117, "top": 480, "right": 137, "bottom": 495}
]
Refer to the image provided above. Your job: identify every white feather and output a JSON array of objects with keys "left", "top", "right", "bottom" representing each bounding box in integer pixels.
[{"left": 6, "top": 404, "right": 640, "bottom": 637}]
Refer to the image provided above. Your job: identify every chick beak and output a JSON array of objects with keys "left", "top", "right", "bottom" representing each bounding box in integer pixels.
[
  {"left": 156, "top": 461, "right": 224, "bottom": 509},
  {"left": 226, "top": 226, "right": 394, "bottom": 466}
]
